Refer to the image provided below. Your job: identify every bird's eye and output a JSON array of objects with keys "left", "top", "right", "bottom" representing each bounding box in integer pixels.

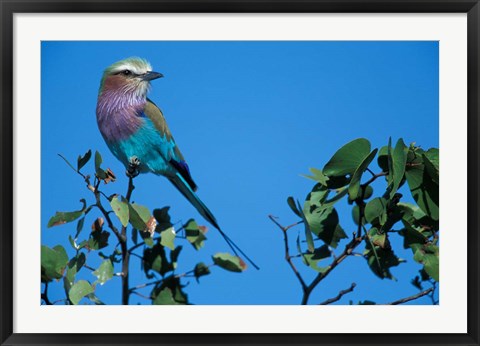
[{"left": 123, "top": 70, "right": 131, "bottom": 76}]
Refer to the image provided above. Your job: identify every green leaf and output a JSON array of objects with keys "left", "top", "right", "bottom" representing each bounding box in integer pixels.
[
  {"left": 322, "top": 187, "right": 349, "bottom": 208},
  {"left": 194, "top": 262, "right": 211, "bottom": 282},
  {"left": 399, "top": 202, "right": 438, "bottom": 232},
  {"left": 411, "top": 244, "right": 439, "bottom": 282},
  {"left": 387, "top": 137, "right": 393, "bottom": 185},
  {"left": 363, "top": 185, "right": 374, "bottom": 200},
  {"left": 153, "top": 287, "right": 180, "bottom": 305},
  {"left": 423, "top": 152, "right": 439, "bottom": 185},
  {"left": 77, "top": 149, "right": 92, "bottom": 171},
  {"left": 300, "top": 244, "right": 331, "bottom": 273},
  {"left": 323, "top": 138, "right": 371, "bottom": 177},
  {"left": 75, "top": 217, "right": 85, "bottom": 239},
  {"left": 93, "top": 260, "right": 114, "bottom": 285},
  {"left": 128, "top": 203, "right": 151, "bottom": 230},
  {"left": 424, "top": 148, "right": 439, "bottom": 170},
  {"left": 68, "top": 235, "right": 77, "bottom": 250},
  {"left": 87, "top": 229, "right": 110, "bottom": 250},
  {"left": 153, "top": 207, "right": 173, "bottom": 233},
  {"left": 41, "top": 245, "right": 69, "bottom": 282},
  {"left": 348, "top": 149, "right": 378, "bottom": 200},
  {"left": 185, "top": 219, "right": 207, "bottom": 250},
  {"left": 110, "top": 195, "right": 129, "bottom": 227},
  {"left": 213, "top": 253, "right": 247, "bottom": 272},
  {"left": 87, "top": 293, "right": 105, "bottom": 305},
  {"left": 68, "top": 280, "right": 94, "bottom": 305},
  {"left": 94, "top": 151, "right": 107, "bottom": 179},
  {"left": 368, "top": 227, "right": 388, "bottom": 249},
  {"left": 64, "top": 253, "right": 86, "bottom": 290},
  {"left": 377, "top": 146, "right": 389, "bottom": 172},
  {"left": 387, "top": 138, "right": 408, "bottom": 199},
  {"left": 143, "top": 243, "right": 173, "bottom": 276},
  {"left": 325, "top": 175, "right": 351, "bottom": 189},
  {"left": 160, "top": 227, "right": 176, "bottom": 250},
  {"left": 151, "top": 277, "right": 188, "bottom": 305},
  {"left": 364, "top": 244, "right": 404, "bottom": 280},
  {"left": 301, "top": 168, "right": 329, "bottom": 186},
  {"left": 287, "top": 197, "right": 302, "bottom": 217},
  {"left": 405, "top": 148, "right": 439, "bottom": 221},
  {"left": 131, "top": 228, "right": 138, "bottom": 245},
  {"left": 305, "top": 184, "right": 330, "bottom": 207},
  {"left": 423, "top": 254, "right": 439, "bottom": 282},
  {"left": 311, "top": 244, "right": 331, "bottom": 260},
  {"left": 400, "top": 219, "right": 427, "bottom": 249},
  {"left": 140, "top": 230, "right": 154, "bottom": 248},
  {"left": 170, "top": 246, "right": 182, "bottom": 270},
  {"left": 352, "top": 205, "right": 361, "bottom": 225},
  {"left": 298, "top": 200, "right": 315, "bottom": 253},
  {"left": 365, "top": 197, "right": 388, "bottom": 226},
  {"left": 303, "top": 205, "right": 347, "bottom": 249},
  {"left": 47, "top": 199, "right": 86, "bottom": 227}
]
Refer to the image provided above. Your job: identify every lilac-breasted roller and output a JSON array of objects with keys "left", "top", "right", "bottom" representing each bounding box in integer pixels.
[{"left": 96, "top": 57, "right": 258, "bottom": 269}]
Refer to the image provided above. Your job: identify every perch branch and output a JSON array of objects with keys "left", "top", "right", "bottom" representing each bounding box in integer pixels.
[{"left": 119, "top": 175, "right": 136, "bottom": 305}]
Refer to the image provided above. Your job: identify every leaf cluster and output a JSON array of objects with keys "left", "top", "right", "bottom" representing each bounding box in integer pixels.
[
  {"left": 41, "top": 150, "right": 247, "bottom": 305},
  {"left": 289, "top": 138, "right": 439, "bottom": 283}
]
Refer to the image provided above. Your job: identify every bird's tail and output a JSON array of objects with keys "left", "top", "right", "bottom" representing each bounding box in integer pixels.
[{"left": 168, "top": 173, "right": 259, "bottom": 270}]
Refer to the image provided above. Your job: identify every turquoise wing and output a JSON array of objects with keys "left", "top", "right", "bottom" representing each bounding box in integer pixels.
[{"left": 143, "top": 99, "right": 197, "bottom": 191}]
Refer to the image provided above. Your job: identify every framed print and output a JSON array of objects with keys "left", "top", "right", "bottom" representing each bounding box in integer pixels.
[{"left": 1, "top": 1, "right": 479, "bottom": 345}]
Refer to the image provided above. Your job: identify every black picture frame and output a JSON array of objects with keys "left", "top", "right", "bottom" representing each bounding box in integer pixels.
[{"left": 1, "top": 1, "right": 478, "bottom": 345}]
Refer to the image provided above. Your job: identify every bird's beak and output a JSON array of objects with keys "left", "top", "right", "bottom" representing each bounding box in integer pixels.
[{"left": 142, "top": 71, "right": 164, "bottom": 81}]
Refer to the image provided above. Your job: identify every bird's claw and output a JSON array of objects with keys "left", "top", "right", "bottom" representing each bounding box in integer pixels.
[{"left": 126, "top": 156, "right": 141, "bottom": 178}]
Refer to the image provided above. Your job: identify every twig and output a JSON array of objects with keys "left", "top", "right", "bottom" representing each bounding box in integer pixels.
[
  {"left": 301, "top": 235, "right": 364, "bottom": 304},
  {"left": 269, "top": 215, "right": 307, "bottom": 291},
  {"left": 366, "top": 168, "right": 376, "bottom": 177},
  {"left": 52, "top": 298, "right": 69, "bottom": 305},
  {"left": 429, "top": 281, "right": 439, "bottom": 305},
  {"left": 130, "top": 291, "right": 151, "bottom": 300},
  {"left": 41, "top": 283, "right": 52, "bottom": 305},
  {"left": 130, "top": 252, "right": 144, "bottom": 260},
  {"left": 128, "top": 236, "right": 161, "bottom": 253},
  {"left": 319, "top": 283, "right": 356, "bottom": 305},
  {"left": 387, "top": 287, "right": 434, "bottom": 305},
  {"left": 83, "top": 264, "right": 96, "bottom": 271},
  {"left": 93, "top": 202, "right": 123, "bottom": 242},
  {"left": 129, "top": 265, "right": 214, "bottom": 293},
  {"left": 362, "top": 171, "right": 388, "bottom": 187}
]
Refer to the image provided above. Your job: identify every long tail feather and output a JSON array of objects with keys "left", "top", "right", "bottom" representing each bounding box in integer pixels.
[{"left": 168, "top": 174, "right": 259, "bottom": 270}]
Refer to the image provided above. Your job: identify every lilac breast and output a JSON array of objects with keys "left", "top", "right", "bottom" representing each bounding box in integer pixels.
[{"left": 96, "top": 90, "right": 146, "bottom": 142}]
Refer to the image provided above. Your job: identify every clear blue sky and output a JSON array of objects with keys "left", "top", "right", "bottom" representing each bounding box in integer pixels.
[{"left": 41, "top": 41, "right": 439, "bottom": 305}]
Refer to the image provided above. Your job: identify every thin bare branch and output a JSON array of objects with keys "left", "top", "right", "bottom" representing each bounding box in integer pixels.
[
  {"left": 301, "top": 235, "right": 364, "bottom": 304},
  {"left": 269, "top": 215, "right": 308, "bottom": 291},
  {"left": 319, "top": 282, "right": 357, "bottom": 305},
  {"left": 387, "top": 287, "right": 434, "bottom": 305},
  {"left": 41, "top": 283, "right": 52, "bottom": 305},
  {"left": 130, "top": 291, "right": 151, "bottom": 300},
  {"left": 128, "top": 236, "right": 161, "bottom": 253}
]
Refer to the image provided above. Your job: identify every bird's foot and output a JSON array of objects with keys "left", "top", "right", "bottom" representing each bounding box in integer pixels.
[{"left": 126, "top": 156, "right": 141, "bottom": 178}]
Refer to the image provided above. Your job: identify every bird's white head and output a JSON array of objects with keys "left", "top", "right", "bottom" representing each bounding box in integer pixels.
[{"left": 99, "top": 57, "right": 163, "bottom": 99}]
